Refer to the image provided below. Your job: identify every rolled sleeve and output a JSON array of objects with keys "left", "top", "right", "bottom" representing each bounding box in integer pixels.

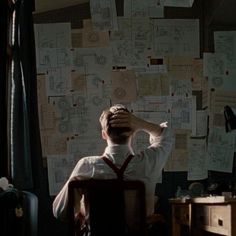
[{"left": 142, "top": 126, "right": 175, "bottom": 180}]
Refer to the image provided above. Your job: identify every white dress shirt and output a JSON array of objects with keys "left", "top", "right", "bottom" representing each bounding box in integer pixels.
[{"left": 53, "top": 126, "right": 174, "bottom": 221}]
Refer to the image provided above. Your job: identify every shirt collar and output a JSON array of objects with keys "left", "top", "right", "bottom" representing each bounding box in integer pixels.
[{"left": 103, "top": 144, "right": 134, "bottom": 160}]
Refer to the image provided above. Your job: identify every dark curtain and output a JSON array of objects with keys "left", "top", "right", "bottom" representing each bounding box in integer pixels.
[
  {"left": 6, "top": 1, "right": 59, "bottom": 235},
  {"left": 0, "top": 0, "right": 8, "bottom": 177},
  {"left": 0, "top": 0, "right": 44, "bottom": 191}
]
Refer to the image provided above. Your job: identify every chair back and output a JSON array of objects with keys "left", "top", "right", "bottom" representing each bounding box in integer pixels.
[{"left": 67, "top": 179, "right": 147, "bottom": 236}]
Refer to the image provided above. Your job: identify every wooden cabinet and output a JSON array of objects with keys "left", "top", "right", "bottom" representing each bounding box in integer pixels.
[{"left": 170, "top": 198, "right": 236, "bottom": 236}]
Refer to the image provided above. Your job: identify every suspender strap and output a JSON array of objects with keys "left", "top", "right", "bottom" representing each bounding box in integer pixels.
[{"left": 102, "top": 155, "right": 134, "bottom": 180}]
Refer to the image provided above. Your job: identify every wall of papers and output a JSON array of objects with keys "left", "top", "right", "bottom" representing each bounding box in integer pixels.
[{"left": 34, "top": 0, "right": 236, "bottom": 196}]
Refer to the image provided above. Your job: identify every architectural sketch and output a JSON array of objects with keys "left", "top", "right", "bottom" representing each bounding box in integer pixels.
[
  {"left": 131, "top": 96, "right": 170, "bottom": 112},
  {"left": 111, "top": 70, "right": 137, "bottom": 103},
  {"left": 137, "top": 73, "right": 169, "bottom": 96},
  {"left": 36, "top": 48, "right": 71, "bottom": 74},
  {"left": 207, "top": 128, "right": 235, "bottom": 173},
  {"left": 187, "top": 138, "right": 208, "bottom": 180},
  {"left": 152, "top": 19, "right": 200, "bottom": 57},
  {"left": 34, "top": 23, "right": 72, "bottom": 48},
  {"left": 90, "top": 0, "right": 118, "bottom": 31},
  {"left": 46, "top": 67, "right": 71, "bottom": 96},
  {"left": 124, "top": 0, "right": 164, "bottom": 18},
  {"left": 170, "top": 97, "right": 195, "bottom": 130},
  {"left": 214, "top": 31, "right": 236, "bottom": 67},
  {"left": 72, "top": 47, "right": 112, "bottom": 74},
  {"left": 170, "top": 79, "right": 192, "bottom": 97}
]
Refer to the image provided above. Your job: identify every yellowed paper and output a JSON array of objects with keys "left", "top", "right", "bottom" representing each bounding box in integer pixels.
[
  {"left": 71, "top": 71, "right": 87, "bottom": 93},
  {"left": 165, "top": 149, "right": 188, "bottom": 172},
  {"left": 38, "top": 103, "right": 56, "bottom": 131},
  {"left": 137, "top": 73, "right": 169, "bottom": 96},
  {"left": 41, "top": 132, "right": 68, "bottom": 156},
  {"left": 111, "top": 70, "right": 137, "bottom": 103},
  {"left": 82, "top": 19, "right": 109, "bottom": 48},
  {"left": 164, "top": 130, "right": 190, "bottom": 171}
]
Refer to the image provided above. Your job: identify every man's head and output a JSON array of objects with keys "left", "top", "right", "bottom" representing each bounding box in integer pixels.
[{"left": 99, "top": 104, "right": 132, "bottom": 144}]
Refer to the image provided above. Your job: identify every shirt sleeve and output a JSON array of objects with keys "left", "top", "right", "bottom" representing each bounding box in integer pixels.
[
  {"left": 52, "top": 179, "right": 71, "bottom": 221},
  {"left": 140, "top": 125, "right": 175, "bottom": 180}
]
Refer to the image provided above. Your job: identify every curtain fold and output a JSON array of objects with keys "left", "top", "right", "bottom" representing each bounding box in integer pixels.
[
  {"left": 0, "top": 0, "right": 9, "bottom": 177},
  {"left": 8, "top": 0, "right": 44, "bottom": 190},
  {"left": 1, "top": 1, "right": 67, "bottom": 235}
]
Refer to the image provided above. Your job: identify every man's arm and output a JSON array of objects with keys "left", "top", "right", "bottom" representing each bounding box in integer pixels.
[
  {"left": 52, "top": 177, "right": 83, "bottom": 222},
  {"left": 109, "top": 110, "right": 174, "bottom": 174},
  {"left": 52, "top": 180, "right": 71, "bottom": 221}
]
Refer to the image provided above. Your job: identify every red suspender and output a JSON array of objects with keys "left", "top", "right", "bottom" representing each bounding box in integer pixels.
[{"left": 102, "top": 155, "right": 134, "bottom": 180}]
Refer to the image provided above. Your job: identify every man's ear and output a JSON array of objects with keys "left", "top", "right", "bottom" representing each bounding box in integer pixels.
[{"left": 102, "top": 130, "right": 108, "bottom": 140}]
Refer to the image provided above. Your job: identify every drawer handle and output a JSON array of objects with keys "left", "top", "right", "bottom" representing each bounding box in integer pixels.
[{"left": 218, "top": 219, "right": 223, "bottom": 226}]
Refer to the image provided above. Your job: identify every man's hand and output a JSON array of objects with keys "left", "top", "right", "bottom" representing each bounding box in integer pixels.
[
  {"left": 109, "top": 111, "right": 142, "bottom": 134},
  {"left": 109, "top": 110, "right": 163, "bottom": 137}
]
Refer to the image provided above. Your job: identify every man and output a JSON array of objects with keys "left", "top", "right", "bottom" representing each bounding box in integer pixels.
[{"left": 53, "top": 104, "right": 174, "bottom": 224}]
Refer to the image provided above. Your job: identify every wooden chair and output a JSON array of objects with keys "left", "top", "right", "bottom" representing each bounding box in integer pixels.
[{"left": 67, "top": 178, "right": 147, "bottom": 236}]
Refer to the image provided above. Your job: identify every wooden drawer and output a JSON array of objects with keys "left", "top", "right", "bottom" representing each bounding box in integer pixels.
[
  {"left": 209, "top": 205, "right": 231, "bottom": 235},
  {"left": 193, "top": 204, "right": 231, "bottom": 235}
]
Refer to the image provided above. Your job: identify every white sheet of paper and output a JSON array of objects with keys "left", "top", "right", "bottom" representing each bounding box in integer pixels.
[
  {"left": 170, "top": 79, "right": 192, "bottom": 97},
  {"left": 46, "top": 67, "right": 71, "bottom": 96},
  {"left": 36, "top": 48, "right": 72, "bottom": 74},
  {"left": 110, "top": 17, "right": 152, "bottom": 67},
  {"left": 71, "top": 47, "right": 112, "bottom": 73},
  {"left": 131, "top": 96, "right": 171, "bottom": 112},
  {"left": 204, "top": 47, "right": 236, "bottom": 92},
  {"left": 90, "top": 0, "right": 118, "bottom": 31},
  {"left": 164, "top": 0, "right": 194, "bottom": 7},
  {"left": 207, "top": 127, "right": 235, "bottom": 173},
  {"left": 194, "top": 110, "right": 208, "bottom": 137},
  {"left": 187, "top": 138, "right": 208, "bottom": 180},
  {"left": 151, "top": 19, "right": 200, "bottom": 57},
  {"left": 203, "top": 52, "right": 230, "bottom": 90},
  {"left": 111, "top": 70, "right": 137, "bottom": 103},
  {"left": 34, "top": 23, "right": 72, "bottom": 48},
  {"left": 136, "top": 73, "right": 169, "bottom": 96},
  {"left": 170, "top": 96, "right": 196, "bottom": 131},
  {"left": 214, "top": 31, "right": 236, "bottom": 70},
  {"left": 124, "top": 0, "right": 164, "bottom": 18}
]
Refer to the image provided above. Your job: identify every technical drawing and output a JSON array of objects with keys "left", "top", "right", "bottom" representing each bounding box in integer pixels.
[
  {"left": 114, "top": 87, "right": 127, "bottom": 100},
  {"left": 212, "top": 76, "right": 223, "bottom": 87}
]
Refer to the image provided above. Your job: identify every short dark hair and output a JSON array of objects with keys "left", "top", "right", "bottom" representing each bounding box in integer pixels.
[{"left": 99, "top": 104, "right": 131, "bottom": 144}]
